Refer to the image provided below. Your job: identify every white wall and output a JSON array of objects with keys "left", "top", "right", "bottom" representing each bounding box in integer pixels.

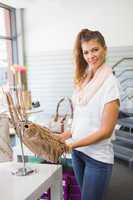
[
  {"left": 21, "top": 0, "right": 133, "bottom": 113},
  {"left": 1, "top": 0, "right": 133, "bottom": 53},
  {"left": 1, "top": 0, "right": 133, "bottom": 113},
  {"left": 22, "top": 0, "right": 133, "bottom": 55}
]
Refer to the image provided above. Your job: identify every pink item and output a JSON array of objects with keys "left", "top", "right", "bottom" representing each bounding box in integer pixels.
[
  {"left": 15, "top": 65, "right": 26, "bottom": 73},
  {"left": 72, "top": 63, "right": 112, "bottom": 106}
]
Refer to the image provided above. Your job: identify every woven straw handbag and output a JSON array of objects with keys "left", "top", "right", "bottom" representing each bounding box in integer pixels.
[{"left": 5, "top": 91, "right": 69, "bottom": 163}]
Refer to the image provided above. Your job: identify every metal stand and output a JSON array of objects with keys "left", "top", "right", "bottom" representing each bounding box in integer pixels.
[
  {"left": 8, "top": 86, "right": 36, "bottom": 176},
  {"left": 11, "top": 122, "right": 35, "bottom": 176}
]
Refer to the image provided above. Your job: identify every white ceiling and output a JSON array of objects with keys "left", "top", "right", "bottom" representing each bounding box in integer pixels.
[
  {"left": 0, "top": 0, "right": 36, "bottom": 8},
  {"left": 0, "top": 0, "right": 72, "bottom": 9}
]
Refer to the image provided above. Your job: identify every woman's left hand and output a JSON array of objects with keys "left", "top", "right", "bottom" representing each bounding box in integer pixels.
[{"left": 65, "top": 143, "right": 73, "bottom": 153}]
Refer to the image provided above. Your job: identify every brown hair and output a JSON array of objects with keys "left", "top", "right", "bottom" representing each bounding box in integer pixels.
[{"left": 73, "top": 29, "right": 106, "bottom": 85}]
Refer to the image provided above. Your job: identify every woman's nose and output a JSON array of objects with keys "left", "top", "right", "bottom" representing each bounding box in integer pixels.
[{"left": 88, "top": 52, "right": 94, "bottom": 59}]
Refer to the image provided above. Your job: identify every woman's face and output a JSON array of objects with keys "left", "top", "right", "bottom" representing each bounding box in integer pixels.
[{"left": 81, "top": 39, "right": 107, "bottom": 72}]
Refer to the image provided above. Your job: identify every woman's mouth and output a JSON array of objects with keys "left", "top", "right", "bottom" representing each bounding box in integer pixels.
[{"left": 88, "top": 59, "right": 97, "bottom": 65}]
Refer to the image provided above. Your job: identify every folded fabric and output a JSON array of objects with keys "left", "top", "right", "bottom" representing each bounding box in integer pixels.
[{"left": 72, "top": 63, "right": 112, "bottom": 106}]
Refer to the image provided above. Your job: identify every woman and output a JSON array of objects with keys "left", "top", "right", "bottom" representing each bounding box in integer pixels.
[{"left": 60, "top": 29, "right": 120, "bottom": 200}]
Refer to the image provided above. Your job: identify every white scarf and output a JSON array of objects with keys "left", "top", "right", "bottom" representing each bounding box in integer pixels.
[{"left": 72, "top": 63, "right": 112, "bottom": 106}]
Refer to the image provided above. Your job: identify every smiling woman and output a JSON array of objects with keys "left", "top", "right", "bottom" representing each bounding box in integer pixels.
[
  {"left": 74, "top": 29, "right": 107, "bottom": 86},
  {"left": 58, "top": 28, "right": 120, "bottom": 200}
]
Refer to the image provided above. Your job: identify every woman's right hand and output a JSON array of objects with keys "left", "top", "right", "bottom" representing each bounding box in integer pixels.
[{"left": 52, "top": 131, "right": 72, "bottom": 143}]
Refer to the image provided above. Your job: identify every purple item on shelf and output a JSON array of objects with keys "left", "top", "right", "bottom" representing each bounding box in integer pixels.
[
  {"left": 40, "top": 189, "right": 50, "bottom": 200},
  {"left": 40, "top": 170, "right": 81, "bottom": 200},
  {"left": 63, "top": 170, "right": 81, "bottom": 200}
]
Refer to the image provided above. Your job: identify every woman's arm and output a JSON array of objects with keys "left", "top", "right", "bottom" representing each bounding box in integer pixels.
[{"left": 69, "top": 99, "right": 120, "bottom": 149}]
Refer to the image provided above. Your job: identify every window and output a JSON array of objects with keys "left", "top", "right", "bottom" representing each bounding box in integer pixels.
[{"left": 0, "top": 4, "right": 17, "bottom": 86}]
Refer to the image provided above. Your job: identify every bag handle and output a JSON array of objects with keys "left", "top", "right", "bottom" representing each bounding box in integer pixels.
[{"left": 54, "top": 97, "right": 73, "bottom": 122}]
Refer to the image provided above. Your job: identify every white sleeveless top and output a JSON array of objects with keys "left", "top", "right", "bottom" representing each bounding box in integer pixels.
[{"left": 71, "top": 74, "right": 120, "bottom": 164}]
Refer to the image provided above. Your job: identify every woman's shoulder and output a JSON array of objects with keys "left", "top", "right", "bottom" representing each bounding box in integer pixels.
[
  {"left": 104, "top": 73, "right": 119, "bottom": 86},
  {"left": 102, "top": 73, "right": 121, "bottom": 106},
  {"left": 101, "top": 73, "right": 121, "bottom": 96}
]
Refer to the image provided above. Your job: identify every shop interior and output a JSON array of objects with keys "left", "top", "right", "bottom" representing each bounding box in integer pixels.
[{"left": 0, "top": 0, "right": 133, "bottom": 200}]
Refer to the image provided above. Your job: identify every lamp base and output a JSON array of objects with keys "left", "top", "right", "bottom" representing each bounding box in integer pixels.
[{"left": 11, "top": 167, "right": 36, "bottom": 176}]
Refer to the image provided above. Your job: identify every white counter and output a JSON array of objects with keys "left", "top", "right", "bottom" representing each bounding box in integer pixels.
[{"left": 0, "top": 162, "right": 63, "bottom": 200}]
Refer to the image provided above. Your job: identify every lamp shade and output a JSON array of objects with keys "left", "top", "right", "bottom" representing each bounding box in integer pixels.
[{"left": 0, "top": 114, "right": 13, "bottom": 162}]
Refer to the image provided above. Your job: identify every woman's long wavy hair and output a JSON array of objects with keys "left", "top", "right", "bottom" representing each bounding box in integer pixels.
[{"left": 73, "top": 29, "right": 106, "bottom": 85}]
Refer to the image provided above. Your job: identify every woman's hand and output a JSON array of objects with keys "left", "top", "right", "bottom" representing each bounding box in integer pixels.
[
  {"left": 65, "top": 143, "right": 73, "bottom": 153},
  {"left": 52, "top": 131, "right": 72, "bottom": 143}
]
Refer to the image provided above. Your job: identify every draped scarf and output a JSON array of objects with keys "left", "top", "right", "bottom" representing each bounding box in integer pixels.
[{"left": 72, "top": 63, "right": 112, "bottom": 106}]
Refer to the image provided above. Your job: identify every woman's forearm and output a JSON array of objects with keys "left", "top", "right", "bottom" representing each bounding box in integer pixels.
[{"left": 71, "top": 129, "right": 110, "bottom": 149}]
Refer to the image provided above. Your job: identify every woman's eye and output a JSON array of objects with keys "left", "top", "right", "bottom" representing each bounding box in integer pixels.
[
  {"left": 92, "top": 48, "right": 99, "bottom": 52},
  {"left": 83, "top": 51, "right": 88, "bottom": 55}
]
